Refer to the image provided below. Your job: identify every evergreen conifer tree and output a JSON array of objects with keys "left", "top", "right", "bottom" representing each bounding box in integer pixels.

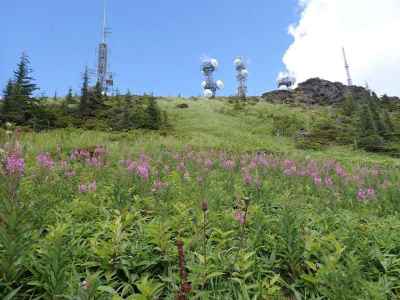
[
  {"left": 356, "top": 104, "right": 384, "bottom": 151},
  {"left": 119, "top": 92, "right": 133, "bottom": 130},
  {"left": 91, "top": 81, "right": 105, "bottom": 110},
  {"left": 61, "top": 88, "right": 74, "bottom": 114},
  {"left": 0, "top": 80, "right": 15, "bottom": 123},
  {"left": 383, "top": 110, "right": 395, "bottom": 135},
  {"left": 65, "top": 88, "right": 74, "bottom": 105},
  {"left": 145, "top": 97, "right": 162, "bottom": 130},
  {"left": 2, "top": 53, "right": 38, "bottom": 124},
  {"left": 342, "top": 93, "right": 357, "bottom": 116},
  {"left": 14, "top": 53, "right": 38, "bottom": 100},
  {"left": 368, "top": 97, "right": 386, "bottom": 137},
  {"left": 79, "top": 67, "right": 90, "bottom": 117}
]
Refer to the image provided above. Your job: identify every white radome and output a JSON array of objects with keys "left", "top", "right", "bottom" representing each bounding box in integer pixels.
[
  {"left": 234, "top": 58, "right": 242, "bottom": 66},
  {"left": 204, "top": 89, "right": 213, "bottom": 98},
  {"left": 216, "top": 80, "right": 224, "bottom": 89},
  {"left": 201, "top": 81, "right": 207, "bottom": 88},
  {"left": 210, "top": 59, "right": 219, "bottom": 69},
  {"left": 240, "top": 69, "right": 249, "bottom": 77}
]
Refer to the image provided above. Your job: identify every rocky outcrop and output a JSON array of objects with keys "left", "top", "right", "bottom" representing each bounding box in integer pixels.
[{"left": 261, "top": 78, "right": 377, "bottom": 106}]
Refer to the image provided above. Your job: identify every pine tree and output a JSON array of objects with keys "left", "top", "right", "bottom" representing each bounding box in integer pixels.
[
  {"left": 145, "top": 96, "right": 162, "bottom": 130},
  {"left": 0, "top": 80, "right": 15, "bottom": 123},
  {"left": 2, "top": 53, "right": 39, "bottom": 124},
  {"left": 341, "top": 93, "right": 357, "bottom": 116},
  {"left": 119, "top": 92, "right": 133, "bottom": 130},
  {"left": 91, "top": 81, "right": 105, "bottom": 110},
  {"left": 61, "top": 88, "right": 74, "bottom": 114},
  {"left": 368, "top": 97, "right": 386, "bottom": 137},
  {"left": 14, "top": 52, "right": 38, "bottom": 99},
  {"left": 356, "top": 104, "right": 384, "bottom": 151},
  {"left": 383, "top": 110, "right": 395, "bottom": 135},
  {"left": 65, "top": 88, "right": 74, "bottom": 105},
  {"left": 79, "top": 67, "right": 90, "bottom": 117}
]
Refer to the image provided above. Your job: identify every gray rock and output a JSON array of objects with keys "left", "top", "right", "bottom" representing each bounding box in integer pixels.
[{"left": 261, "top": 77, "right": 389, "bottom": 106}]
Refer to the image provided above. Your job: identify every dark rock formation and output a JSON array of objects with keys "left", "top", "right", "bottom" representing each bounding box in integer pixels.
[{"left": 261, "top": 78, "right": 378, "bottom": 106}]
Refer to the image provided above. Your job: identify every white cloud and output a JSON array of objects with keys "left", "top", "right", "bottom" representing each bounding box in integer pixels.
[{"left": 283, "top": 0, "right": 400, "bottom": 96}]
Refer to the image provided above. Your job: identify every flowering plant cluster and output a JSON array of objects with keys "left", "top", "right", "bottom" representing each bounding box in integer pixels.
[{"left": 2, "top": 143, "right": 399, "bottom": 299}]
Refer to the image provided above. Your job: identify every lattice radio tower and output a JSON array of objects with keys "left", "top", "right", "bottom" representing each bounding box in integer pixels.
[
  {"left": 234, "top": 57, "right": 248, "bottom": 98},
  {"left": 201, "top": 57, "right": 224, "bottom": 98},
  {"left": 342, "top": 47, "right": 353, "bottom": 86},
  {"left": 97, "top": 0, "right": 113, "bottom": 93}
]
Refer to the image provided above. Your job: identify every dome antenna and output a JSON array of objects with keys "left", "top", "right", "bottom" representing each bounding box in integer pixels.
[{"left": 276, "top": 71, "right": 296, "bottom": 90}]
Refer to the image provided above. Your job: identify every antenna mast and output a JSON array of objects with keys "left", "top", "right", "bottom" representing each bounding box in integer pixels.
[
  {"left": 342, "top": 47, "right": 353, "bottom": 86},
  {"left": 234, "top": 57, "right": 248, "bottom": 99},
  {"left": 97, "top": 0, "right": 113, "bottom": 93},
  {"left": 102, "top": 0, "right": 106, "bottom": 43},
  {"left": 201, "top": 58, "right": 223, "bottom": 98}
]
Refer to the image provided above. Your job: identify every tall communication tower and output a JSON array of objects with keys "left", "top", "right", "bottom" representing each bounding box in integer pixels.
[
  {"left": 342, "top": 47, "right": 353, "bottom": 86},
  {"left": 97, "top": 0, "right": 113, "bottom": 93},
  {"left": 234, "top": 57, "right": 248, "bottom": 98},
  {"left": 201, "top": 58, "right": 224, "bottom": 98}
]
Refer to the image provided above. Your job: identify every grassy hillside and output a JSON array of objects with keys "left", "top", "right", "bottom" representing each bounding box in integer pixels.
[
  {"left": 1, "top": 98, "right": 400, "bottom": 299},
  {"left": 21, "top": 98, "right": 399, "bottom": 165}
]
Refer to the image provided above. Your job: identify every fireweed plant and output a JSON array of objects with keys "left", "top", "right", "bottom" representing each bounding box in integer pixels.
[{"left": 0, "top": 139, "right": 400, "bottom": 298}]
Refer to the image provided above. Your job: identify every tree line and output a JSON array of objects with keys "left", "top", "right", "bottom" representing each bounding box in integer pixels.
[
  {"left": 295, "top": 92, "right": 399, "bottom": 155},
  {"left": 0, "top": 53, "right": 167, "bottom": 131}
]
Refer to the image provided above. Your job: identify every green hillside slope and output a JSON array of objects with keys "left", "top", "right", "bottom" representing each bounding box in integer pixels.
[{"left": 1, "top": 98, "right": 400, "bottom": 299}]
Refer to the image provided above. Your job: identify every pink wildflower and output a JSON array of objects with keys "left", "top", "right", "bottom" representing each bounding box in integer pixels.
[
  {"left": 85, "top": 157, "right": 102, "bottom": 168},
  {"left": 79, "top": 181, "right": 97, "bottom": 193},
  {"left": 79, "top": 184, "right": 88, "bottom": 193},
  {"left": 137, "top": 163, "right": 150, "bottom": 181},
  {"left": 5, "top": 153, "right": 25, "bottom": 176},
  {"left": 222, "top": 159, "right": 235, "bottom": 171},
  {"left": 324, "top": 176, "right": 333, "bottom": 187},
  {"left": 284, "top": 167, "right": 296, "bottom": 176},
  {"left": 94, "top": 146, "right": 106, "bottom": 157},
  {"left": 335, "top": 164, "right": 347, "bottom": 177},
  {"left": 204, "top": 159, "right": 213, "bottom": 169},
  {"left": 65, "top": 170, "right": 76, "bottom": 177},
  {"left": 36, "top": 153, "right": 54, "bottom": 170},
  {"left": 127, "top": 161, "right": 137, "bottom": 172},
  {"left": 313, "top": 176, "right": 322, "bottom": 186},
  {"left": 234, "top": 210, "right": 246, "bottom": 225},
  {"left": 366, "top": 188, "right": 375, "bottom": 198},
  {"left": 243, "top": 171, "right": 252, "bottom": 186},
  {"left": 357, "top": 187, "right": 376, "bottom": 201},
  {"left": 255, "top": 155, "right": 269, "bottom": 167}
]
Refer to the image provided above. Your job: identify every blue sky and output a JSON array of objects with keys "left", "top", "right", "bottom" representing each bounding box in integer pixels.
[{"left": 1, "top": 0, "right": 299, "bottom": 97}]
